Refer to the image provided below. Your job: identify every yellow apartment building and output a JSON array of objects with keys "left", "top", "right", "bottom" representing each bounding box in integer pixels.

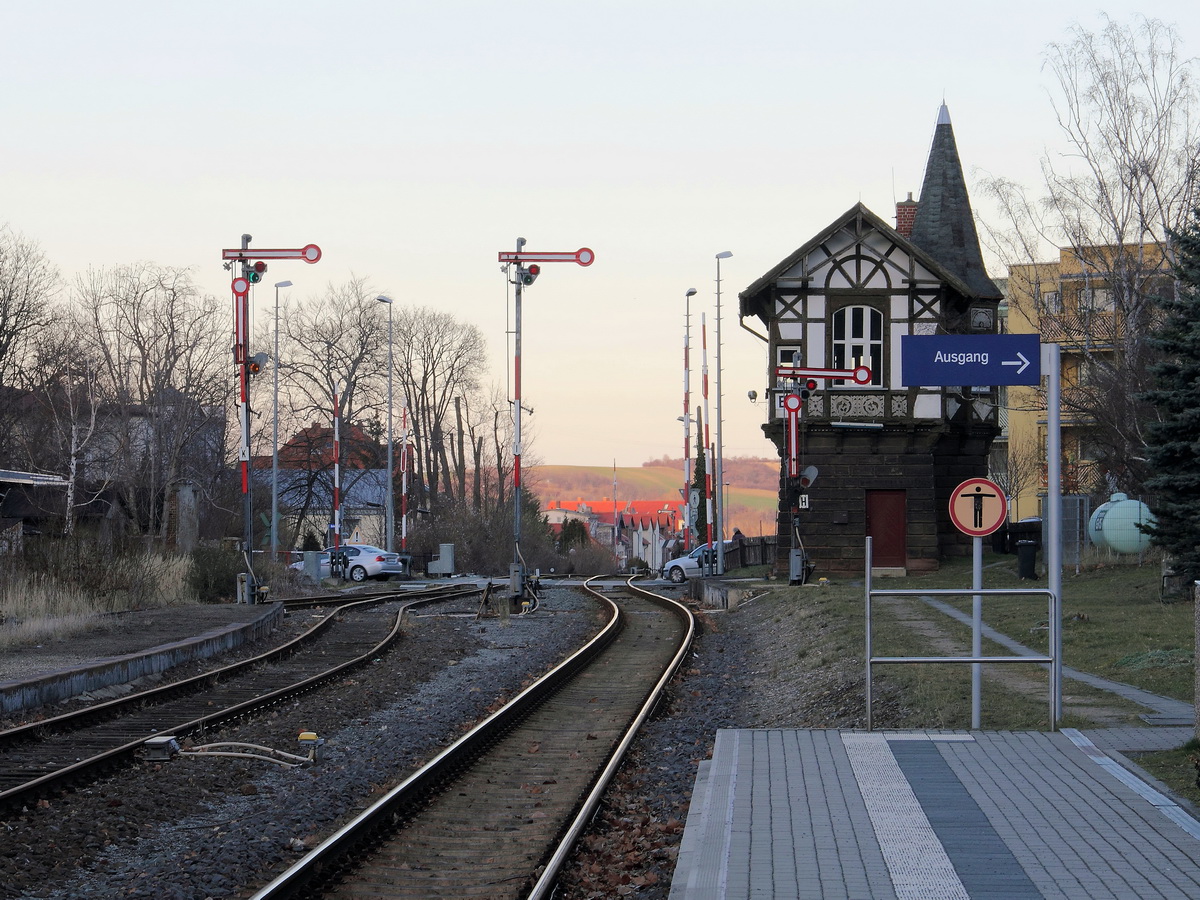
[{"left": 998, "top": 244, "right": 1173, "bottom": 520}]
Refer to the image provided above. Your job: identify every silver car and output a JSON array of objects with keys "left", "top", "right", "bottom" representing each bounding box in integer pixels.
[
  {"left": 661, "top": 544, "right": 719, "bottom": 583},
  {"left": 290, "top": 545, "right": 408, "bottom": 582}
]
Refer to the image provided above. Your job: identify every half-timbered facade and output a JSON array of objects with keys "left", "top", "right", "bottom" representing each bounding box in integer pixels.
[{"left": 739, "top": 105, "right": 1003, "bottom": 575}]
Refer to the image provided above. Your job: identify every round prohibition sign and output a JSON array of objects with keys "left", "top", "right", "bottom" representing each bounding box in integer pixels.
[
  {"left": 782, "top": 393, "right": 803, "bottom": 413},
  {"left": 949, "top": 477, "right": 1007, "bottom": 537}
]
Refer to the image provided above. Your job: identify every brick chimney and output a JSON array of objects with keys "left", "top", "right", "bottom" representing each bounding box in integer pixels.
[{"left": 896, "top": 192, "right": 918, "bottom": 237}]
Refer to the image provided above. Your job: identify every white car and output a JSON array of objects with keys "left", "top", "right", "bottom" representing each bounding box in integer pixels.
[
  {"left": 289, "top": 545, "right": 409, "bottom": 582},
  {"left": 661, "top": 543, "right": 727, "bottom": 583}
]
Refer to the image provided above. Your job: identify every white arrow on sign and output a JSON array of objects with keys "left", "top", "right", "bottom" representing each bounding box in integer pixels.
[{"left": 1001, "top": 352, "right": 1031, "bottom": 375}]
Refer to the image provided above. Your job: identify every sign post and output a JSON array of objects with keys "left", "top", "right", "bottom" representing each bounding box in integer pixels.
[
  {"left": 950, "top": 476, "right": 1007, "bottom": 729},
  {"left": 901, "top": 335, "right": 1062, "bottom": 720},
  {"left": 497, "top": 241, "right": 594, "bottom": 603}
]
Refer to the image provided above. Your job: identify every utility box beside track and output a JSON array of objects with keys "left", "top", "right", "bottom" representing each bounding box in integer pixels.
[{"left": 427, "top": 543, "right": 456, "bottom": 576}]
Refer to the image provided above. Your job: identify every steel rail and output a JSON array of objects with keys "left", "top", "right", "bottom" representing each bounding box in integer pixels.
[
  {"left": 0, "top": 588, "right": 477, "bottom": 811},
  {"left": 249, "top": 576, "right": 693, "bottom": 899},
  {"left": 1, "top": 585, "right": 474, "bottom": 748},
  {"left": 526, "top": 575, "right": 695, "bottom": 899}
]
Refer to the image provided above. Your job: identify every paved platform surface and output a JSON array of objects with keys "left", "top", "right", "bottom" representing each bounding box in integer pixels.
[
  {"left": 670, "top": 594, "right": 1200, "bottom": 899},
  {"left": 669, "top": 727, "right": 1200, "bottom": 899}
]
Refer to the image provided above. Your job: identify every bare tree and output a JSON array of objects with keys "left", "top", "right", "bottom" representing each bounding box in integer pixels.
[
  {"left": 389, "top": 306, "right": 486, "bottom": 512},
  {"left": 0, "top": 227, "right": 59, "bottom": 465},
  {"left": 280, "top": 277, "right": 385, "bottom": 436},
  {"left": 277, "top": 278, "right": 390, "bottom": 542},
  {"left": 981, "top": 15, "right": 1200, "bottom": 491},
  {"left": 990, "top": 436, "right": 1045, "bottom": 518},
  {"left": 74, "top": 264, "right": 229, "bottom": 541}
]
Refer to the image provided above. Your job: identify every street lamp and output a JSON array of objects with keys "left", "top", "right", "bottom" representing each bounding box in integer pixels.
[
  {"left": 682, "top": 287, "right": 697, "bottom": 551},
  {"left": 723, "top": 482, "right": 731, "bottom": 540},
  {"left": 377, "top": 295, "right": 395, "bottom": 553},
  {"left": 714, "top": 251, "right": 732, "bottom": 574},
  {"left": 271, "top": 280, "right": 292, "bottom": 562}
]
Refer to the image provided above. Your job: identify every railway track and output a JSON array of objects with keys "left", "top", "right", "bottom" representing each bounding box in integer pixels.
[
  {"left": 0, "top": 584, "right": 481, "bottom": 812},
  {"left": 250, "top": 575, "right": 695, "bottom": 900}
]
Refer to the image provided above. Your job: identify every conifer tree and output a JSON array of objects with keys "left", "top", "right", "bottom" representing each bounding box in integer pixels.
[{"left": 1141, "top": 209, "right": 1200, "bottom": 586}]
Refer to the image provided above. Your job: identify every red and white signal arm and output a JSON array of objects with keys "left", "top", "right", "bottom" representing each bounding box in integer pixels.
[
  {"left": 497, "top": 247, "right": 595, "bottom": 266},
  {"left": 222, "top": 244, "right": 322, "bottom": 264},
  {"left": 949, "top": 477, "right": 1008, "bottom": 537}
]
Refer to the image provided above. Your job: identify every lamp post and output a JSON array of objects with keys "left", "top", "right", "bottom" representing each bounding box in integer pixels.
[
  {"left": 723, "top": 482, "right": 731, "bottom": 539},
  {"left": 271, "top": 280, "right": 292, "bottom": 562},
  {"left": 682, "top": 287, "right": 697, "bottom": 551},
  {"left": 714, "top": 250, "right": 732, "bottom": 574},
  {"left": 377, "top": 296, "right": 395, "bottom": 552}
]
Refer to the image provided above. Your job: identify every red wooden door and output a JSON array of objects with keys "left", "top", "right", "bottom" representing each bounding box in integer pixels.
[{"left": 866, "top": 490, "right": 907, "bottom": 568}]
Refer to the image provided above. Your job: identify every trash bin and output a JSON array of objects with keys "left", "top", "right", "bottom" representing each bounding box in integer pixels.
[{"left": 1016, "top": 540, "right": 1038, "bottom": 580}]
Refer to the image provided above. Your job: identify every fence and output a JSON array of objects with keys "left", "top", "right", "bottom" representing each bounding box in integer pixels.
[{"left": 723, "top": 535, "right": 779, "bottom": 571}]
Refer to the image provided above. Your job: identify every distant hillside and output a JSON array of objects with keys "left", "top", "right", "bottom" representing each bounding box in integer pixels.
[{"left": 530, "top": 458, "right": 779, "bottom": 537}]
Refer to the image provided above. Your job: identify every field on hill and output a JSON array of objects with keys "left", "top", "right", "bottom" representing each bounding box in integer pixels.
[{"left": 530, "top": 458, "right": 779, "bottom": 537}]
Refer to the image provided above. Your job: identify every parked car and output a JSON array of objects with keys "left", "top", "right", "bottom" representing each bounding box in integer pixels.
[
  {"left": 660, "top": 542, "right": 730, "bottom": 583},
  {"left": 289, "top": 551, "right": 330, "bottom": 580},
  {"left": 289, "top": 545, "right": 409, "bottom": 582}
]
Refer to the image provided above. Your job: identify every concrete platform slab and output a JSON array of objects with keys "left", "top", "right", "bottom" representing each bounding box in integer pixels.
[{"left": 669, "top": 728, "right": 1200, "bottom": 899}]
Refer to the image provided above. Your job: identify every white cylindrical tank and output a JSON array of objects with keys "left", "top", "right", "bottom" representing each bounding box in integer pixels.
[{"left": 1088, "top": 492, "right": 1155, "bottom": 554}]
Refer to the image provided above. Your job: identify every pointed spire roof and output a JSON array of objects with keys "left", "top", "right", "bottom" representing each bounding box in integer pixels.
[{"left": 908, "top": 104, "right": 1002, "bottom": 300}]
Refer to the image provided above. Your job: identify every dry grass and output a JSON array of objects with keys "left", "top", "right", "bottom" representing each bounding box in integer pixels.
[{"left": 0, "top": 550, "right": 197, "bottom": 651}]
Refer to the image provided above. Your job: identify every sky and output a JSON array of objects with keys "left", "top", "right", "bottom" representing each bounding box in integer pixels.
[{"left": 3, "top": 1, "right": 1198, "bottom": 469}]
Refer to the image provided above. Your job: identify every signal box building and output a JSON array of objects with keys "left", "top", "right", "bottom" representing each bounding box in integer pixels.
[{"left": 738, "top": 105, "right": 1003, "bottom": 575}]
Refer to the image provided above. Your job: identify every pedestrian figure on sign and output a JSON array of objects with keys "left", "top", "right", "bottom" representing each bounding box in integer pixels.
[{"left": 961, "top": 484, "right": 996, "bottom": 529}]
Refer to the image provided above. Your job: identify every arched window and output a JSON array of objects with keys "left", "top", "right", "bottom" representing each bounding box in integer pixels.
[{"left": 832, "top": 305, "right": 883, "bottom": 386}]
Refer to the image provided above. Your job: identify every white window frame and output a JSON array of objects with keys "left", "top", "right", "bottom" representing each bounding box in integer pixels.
[{"left": 831, "top": 305, "right": 884, "bottom": 387}]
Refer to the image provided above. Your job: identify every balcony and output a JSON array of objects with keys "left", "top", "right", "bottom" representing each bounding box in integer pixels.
[{"left": 1039, "top": 312, "right": 1121, "bottom": 347}]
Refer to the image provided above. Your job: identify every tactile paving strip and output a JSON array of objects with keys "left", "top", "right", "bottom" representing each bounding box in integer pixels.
[{"left": 842, "top": 732, "right": 970, "bottom": 900}]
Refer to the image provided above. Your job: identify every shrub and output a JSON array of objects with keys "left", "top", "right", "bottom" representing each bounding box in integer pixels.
[{"left": 186, "top": 544, "right": 243, "bottom": 603}]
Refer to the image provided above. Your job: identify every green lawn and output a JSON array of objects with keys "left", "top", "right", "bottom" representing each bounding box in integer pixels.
[
  {"left": 903, "top": 552, "right": 1194, "bottom": 703},
  {"left": 729, "top": 552, "right": 1198, "bottom": 802}
]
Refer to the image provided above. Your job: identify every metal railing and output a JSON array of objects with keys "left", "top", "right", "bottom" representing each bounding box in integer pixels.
[{"left": 864, "top": 538, "right": 1059, "bottom": 731}]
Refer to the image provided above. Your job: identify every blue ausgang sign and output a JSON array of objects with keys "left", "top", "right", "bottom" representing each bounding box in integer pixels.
[{"left": 901, "top": 334, "right": 1041, "bottom": 387}]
